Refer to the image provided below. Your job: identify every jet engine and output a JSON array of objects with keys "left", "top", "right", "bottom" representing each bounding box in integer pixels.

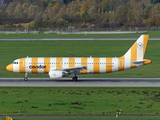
[{"left": 49, "top": 70, "right": 68, "bottom": 79}]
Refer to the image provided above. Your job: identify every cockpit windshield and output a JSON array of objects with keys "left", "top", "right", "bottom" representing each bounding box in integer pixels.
[{"left": 12, "top": 62, "right": 18, "bottom": 64}]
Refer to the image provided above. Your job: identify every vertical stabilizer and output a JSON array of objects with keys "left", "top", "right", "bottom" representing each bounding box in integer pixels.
[
  {"left": 118, "top": 35, "right": 150, "bottom": 69},
  {"left": 123, "top": 35, "right": 149, "bottom": 61}
]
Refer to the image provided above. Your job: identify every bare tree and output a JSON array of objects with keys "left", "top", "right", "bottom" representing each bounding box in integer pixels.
[
  {"left": 22, "top": 3, "right": 29, "bottom": 18},
  {"left": 14, "top": 3, "right": 23, "bottom": 18},
  {"left": 149, "top": 3, "right": 160, "bottom": 25},
  {"left": 5, "top": 3, "right": 16, "bottom": 18},
  {"left": 28, "top": 4, "right": 41, "bottom": 19}
]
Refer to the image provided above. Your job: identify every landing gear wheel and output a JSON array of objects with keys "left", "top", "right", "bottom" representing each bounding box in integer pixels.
[
  {"left": 72, "top": 76, "right": 78, "bottom": 81},
  {"left": 24, "top": 77, "right": 28, "bottom": 81},
  {"left": 24, "top": 73, "right": 28, "bottom": 81}
]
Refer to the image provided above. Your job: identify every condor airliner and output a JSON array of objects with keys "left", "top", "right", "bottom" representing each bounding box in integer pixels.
[{"left": 6, "top": 35, "right": 151, "bottom": 81}]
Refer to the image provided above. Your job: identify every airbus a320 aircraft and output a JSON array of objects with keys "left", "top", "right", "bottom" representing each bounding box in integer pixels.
[{"left": 6, "top": 35, "right": 152, "bottom": 81}]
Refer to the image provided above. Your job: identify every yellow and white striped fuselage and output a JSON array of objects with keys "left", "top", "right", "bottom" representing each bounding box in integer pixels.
[{"left": 10, "top": 57, "right": 151, "bottom": 74}]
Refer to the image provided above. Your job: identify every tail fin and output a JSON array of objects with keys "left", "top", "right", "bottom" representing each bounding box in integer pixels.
[
  {"left": 123, "top": 35, "right": 149, "bottom": 61},
  {"left": 118, "top": 35, "right": 151, "bottom": 70}
]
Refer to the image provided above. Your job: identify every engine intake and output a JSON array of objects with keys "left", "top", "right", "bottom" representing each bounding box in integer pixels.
[{"left": 49, "top": 70, "right": 68, "bottom": 79}]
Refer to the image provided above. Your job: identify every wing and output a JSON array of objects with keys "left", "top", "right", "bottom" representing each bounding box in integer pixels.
[
  {"left": 52, "top": 66, "right": 87, "bottom": 75},
  {"left": 61, "top": 66, "right": 87, "bottom": 71}
]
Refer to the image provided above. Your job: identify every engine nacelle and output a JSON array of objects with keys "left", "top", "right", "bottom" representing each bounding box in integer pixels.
[{"left": 49, "top": 70, "right": 68, "bottom": 79}]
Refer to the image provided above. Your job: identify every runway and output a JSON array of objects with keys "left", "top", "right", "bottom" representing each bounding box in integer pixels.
[
  {"left": 0, "top": 78, "right": 160, "bottom": 87},
  {"left": 0, "top": 37, "right": 160, "bottom": 40}
]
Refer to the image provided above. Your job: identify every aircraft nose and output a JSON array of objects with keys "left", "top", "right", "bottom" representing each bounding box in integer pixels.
[{"left": 6, "top": 64, "right": 13, "bottom": 72}]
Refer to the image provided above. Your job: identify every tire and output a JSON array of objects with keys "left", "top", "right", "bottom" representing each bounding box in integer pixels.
[
  {"left": 72, "top": 76, "right": 77, "bottom": 81},
  {"left": 24, "top": 77, "right": 28, "bottom": 81}
]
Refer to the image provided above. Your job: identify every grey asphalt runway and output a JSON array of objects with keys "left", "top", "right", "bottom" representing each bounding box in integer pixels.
[
  {"left": 0, "top": 37, "right": 159, "bottom": 40},
  {"left": 0, "top": 78, "right": 160, "bottom": 87}
]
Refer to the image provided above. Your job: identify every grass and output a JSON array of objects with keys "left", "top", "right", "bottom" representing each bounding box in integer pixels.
[
  {"left": 0, "top": 87, "right": 160, "bottom": 116},
  {"left": 0, "top": 31, "right": 159, "bottom": 38},
  {"left": 0, "top": 40, "right": 159, "bottom": 78},
  {"left": 1, "top": 117, "right": 160, "bottom": 120}
]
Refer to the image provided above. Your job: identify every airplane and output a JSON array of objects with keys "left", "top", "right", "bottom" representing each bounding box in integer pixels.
[{"left": 6, "top": 35, "right": 152, "bottom": 81}]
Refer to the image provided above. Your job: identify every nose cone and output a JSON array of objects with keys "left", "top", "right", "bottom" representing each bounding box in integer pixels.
[{"left": 6, "top": 64, "right": 13, "bottom": 72}]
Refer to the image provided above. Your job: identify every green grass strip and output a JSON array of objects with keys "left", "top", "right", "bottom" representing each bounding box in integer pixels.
[
  {"left": 0, "top": 87, "right": 160, "bottom": 116},
  {"left": 0, "top": 31, "right": 159, "bottom": 38},
  {"left": 1, "top": 117, "right": 160, "bottom": 120}
]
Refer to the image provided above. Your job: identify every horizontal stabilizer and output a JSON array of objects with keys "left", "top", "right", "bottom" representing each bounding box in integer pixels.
[{"left": 131, "top": 61, "right": 146, "bottom": 65}]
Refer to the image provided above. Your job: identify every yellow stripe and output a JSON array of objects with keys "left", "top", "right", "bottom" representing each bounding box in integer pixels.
[
  {"left": 81, "top": 58, "right": 87, "bottom": 74},
  {"left": 19, "top": 58, "right": 26, "bottom": 73},
  {"left": 69, "top": 58, "right": 75, "bottom": 68},
  {"left": 118, "top": 56, "right": 124, "bottom": 71},
  {"left": 56, "top": 58, "right": 62, "bottom": 69},
  {"left": 106, "top": 58, "right": 112, "bottom": 73},
  {"left": 93, "top": 58, "right": 100, "bottom": 73},
  {"left": 44, "top": 58, "right": 50, "bottom": 73},
  {"left": 32, "top": 58, "right": 38, "bottom": 73},
  {"left": 143, "top": 59, "right": 152, "bottom": 65},
  {"left": 131, "top": 42, "right": 137, "bottom": 68},
  {"left": 143, "top": 35, "right": 149, "bottom": 57},
  {"left": 7, "top": 64, "right": 13, "bottom": 72}
]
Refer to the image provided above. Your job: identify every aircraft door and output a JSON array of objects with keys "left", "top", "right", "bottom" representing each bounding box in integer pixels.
[
  {"left": 118, "top": 59, "right": 123, "bottom": 68},
  {"left": 23, "top": 56, "right": 28, "bottom": 68}
]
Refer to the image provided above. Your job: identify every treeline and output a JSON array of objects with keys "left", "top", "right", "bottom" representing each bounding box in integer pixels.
[{"left": 0, "top": 0, "right": 160, "bottom": 28}]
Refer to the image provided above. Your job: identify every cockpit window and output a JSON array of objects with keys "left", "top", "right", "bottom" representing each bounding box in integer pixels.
[{"left": 12, "top": 62, "right": 18, "bottom": 64}]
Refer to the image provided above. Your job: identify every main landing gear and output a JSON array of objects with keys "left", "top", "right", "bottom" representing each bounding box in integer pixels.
[
  {"left": 24, "top": 73, "right": 28, "bottom": 81},
  {"left": 72, "top": 76, "right": 78, "bottom": 81}
]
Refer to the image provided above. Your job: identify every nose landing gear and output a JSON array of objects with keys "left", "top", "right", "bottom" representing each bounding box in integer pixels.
[{"left": 24, "top": 73, "right": 28, "bottom": 81}]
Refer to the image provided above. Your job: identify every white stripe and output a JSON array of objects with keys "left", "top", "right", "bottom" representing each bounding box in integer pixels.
[
  {"left": 87, "top": 57, "right": 93, "bottom": 73},
  {"left": 13, "top": 59, "right": 19, "bottom": 73},
  {"left": 62, "top": 58, "right": 69, "bottom": 69},
  {"left": 26, "top": 58, "right": 32, "bottom": 73},
  {"left": 112, "top": 58, "right": 118, "bottom": 72},
  {"left": 75, "top": 58, "right": 81, "bottom": 66},
  {"left": 124, "top": 50, "right": 131, "bottom": 70},
  {"left": 38, "top": 58, "right": 44, "bottom": 73},
  {"left": 50, "top": 58, "right": 56, "bottom": 70},
  {"left": 137, "top": 35, "right": 144, "bottom": 61},
  {"left": 74, "top": 58, "right": 82, "bottom": 73},
  {"left": 100, "top": 58, "right": 106, "bottom": 73},
  {"left": 75, "top": 58, "right": 81, "bottom": 67}
]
